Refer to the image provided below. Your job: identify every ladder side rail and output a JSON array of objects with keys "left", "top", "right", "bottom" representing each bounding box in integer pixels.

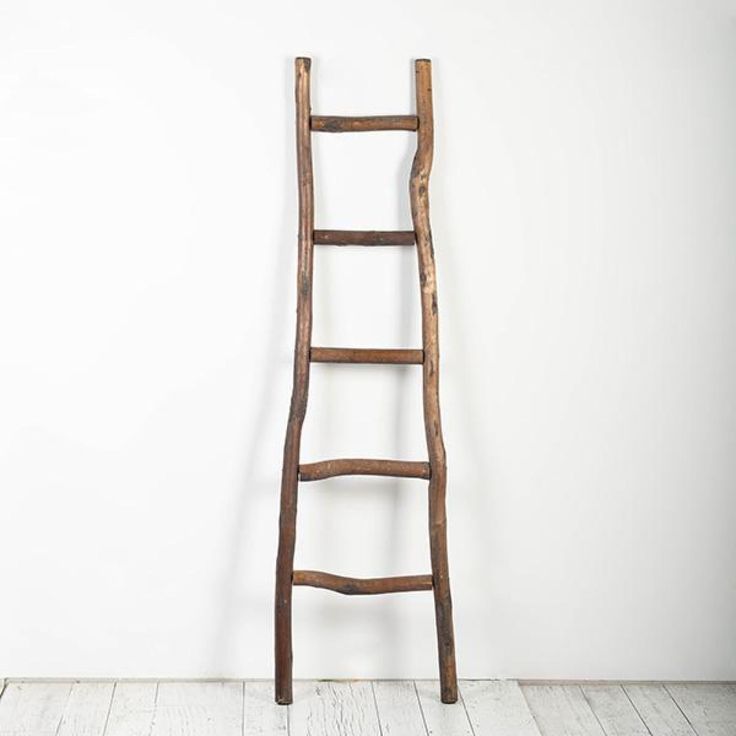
[
  {"left": 274, "top": 56, "right": 314, "bottom": 706},
  {"left": 410, "top": 59, "right": 458, "bottom": 704}
]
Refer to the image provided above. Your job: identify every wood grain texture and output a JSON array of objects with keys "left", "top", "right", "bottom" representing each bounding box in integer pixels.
[
  {"left": 522, "top": 684, "right": 606, "bottom": 736},
  {"left": 0, "top": 682, "right": 71, "bottom": 736},
  {"left": 623, "top": 685, "right": 697, "bottom": 736},
  {"left": 299, "top": 458, "right": 430, "bottom": 481},
  {"left": 372, "top": 681, "right": 428, "bottom": 736},
  {"left": 276, "top": 56, "right": 457, "bottom": 707},
  {"left": 275, "top": 55, "right": 315, "bottom": 705},
  {"left": 310, "top": 347, "right": 423, "bottom": 364},
  {"left": 411, "top": 58, "right": 457, "bottom": 704},
  {"left": 150, "top": 682, "right": 242, "bottom": 736},
  {"left": 580, "top": 685, "right": 648, "bottom": 736},
  {"left": 415, "top": 680, "right": 473, "bottom": 736},
  {"left": 461, "top": 680, "right": 541, "bottom": 736},
  {"left": 666, "top": 684, "right": 736, "bottom": 736},
  {"left": 104, "top": 682, "right": 157, "bottom": 736},
  {"left": 314, "top": 229, "right": 415, "bottom": 246},
  {"left": 244, "top": 681, "right": 287, "bottom": 736},
  {"left": 290, "top": 681, "right": 381, "bottom": 736},
  {"left": 292, "top": 570, "right": 433, "bottom": 594},
  {"left": 311, "top": 115, "right": 418, "bottom": 132},
  {"left": 56, "top": 682, "right": 114, "bottom": 736}
]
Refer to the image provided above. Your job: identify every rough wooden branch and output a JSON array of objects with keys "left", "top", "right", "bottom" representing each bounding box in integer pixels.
[
  {"left": 410, "top": 58, "right": 458, "bottom": 704},
  {"left": 314, "top": 229, "right": 415, "bottom": 246},
  {"left": 310, "top": 347, "right": 423, "bottom": 364},
  {"left": 311, "top": 115, "right": 418, "bottom": 132},
  {"left": 275, "top": 56, "right": 314, "bottom": 706},
  {"left": 293, "top": 571, "right": 433, "bottom": 595},
  {"left": 299, "top": 458, "right": 430, "bottom": 481}
]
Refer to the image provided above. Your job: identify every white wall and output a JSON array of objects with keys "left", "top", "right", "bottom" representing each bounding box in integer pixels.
[{"left": 1, "top": 0, "right": 735, "bottom": 680}]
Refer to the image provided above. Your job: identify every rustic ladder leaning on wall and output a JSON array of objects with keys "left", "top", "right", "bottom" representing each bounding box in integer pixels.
[{"left": 275, "top": 57, "right": 457, "bottom": 705}]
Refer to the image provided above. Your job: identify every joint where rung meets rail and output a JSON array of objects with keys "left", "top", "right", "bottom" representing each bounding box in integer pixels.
[
  {"left": 299, "top": 458, "right": 431, "bottom": 481},
  {"left": 311, "top": 115, "right": 418, "bottom": 132},
  {"left": 310, "top": 347, "right": 423, "bottom": 364},
  {"left": 292, "top": 570, "right": 433, "bottom": 595},
  {"left": 314, "top": 229, "right": 415, "bottom": 246}
]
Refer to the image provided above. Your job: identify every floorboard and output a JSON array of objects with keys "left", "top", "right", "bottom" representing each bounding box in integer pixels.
[
  {"left": 57, "top": 682, "right": 115, "bottom": 736},
  {"left": 462, "top": 680, "right": 542, "bottom": 736},
  {"left": 666, "top": 684, "right": 736, "bottom": 736},
  {"left": 372, "top": 680, "right": 428, "bottom": 736},
  {"left": 244, "top": 680, "right": 288, "bottom": 736},
  {"left": 103, "top": 682, "right": 157, "bottom": 736},
  {"left": 0, "top": 682, "right": 72, "bottom": 736},
  {"left": 522, "top": 684, "right": 606, "bottom": 736},
  {"left": 0, "top": 680, "right": 734, "bottom": 736},
  {"left": 289, "top": 680, "right": 381, "bottom": 736},
  {"left": 415, "top": 680, "right": 473, "bottom": 736},
  {"left": 580, "top": 684, "right": 648, "bottom": 736},
  {"left": 150, "top": 682, "right": 242, "bottom": 736},
  {"left": 624, "top": 684, "right": 697, "bottom": 736}
]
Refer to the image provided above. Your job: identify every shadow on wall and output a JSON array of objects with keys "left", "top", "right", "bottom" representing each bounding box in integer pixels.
[
  {"left": 207, "top": 56, "right": 495, "bottom": 678},
  {"left": 207, "top": 55, "right": 298, "bottom": 675},
  {"left": 430, "top": 60, "right": 497, "bottom": 671}
]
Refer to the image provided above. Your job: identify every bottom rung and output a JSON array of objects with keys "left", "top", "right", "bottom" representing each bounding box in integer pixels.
[{"left": 292, "top": 570, "right": 433, "bottom": 595}]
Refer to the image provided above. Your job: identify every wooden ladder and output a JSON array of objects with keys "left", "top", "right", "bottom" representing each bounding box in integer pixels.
[{"left": 275, "top": 57, "right": 457, "bottom": 705}]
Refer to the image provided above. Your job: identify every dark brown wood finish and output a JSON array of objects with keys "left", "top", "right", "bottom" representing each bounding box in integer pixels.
[
  {"left": 311, "top": 115, "right": 418, "bottom": 132},
  {"left": 310, "top": 347, "right": 423, "bottom": 364},
  {"left": 410, "top": 59, "right": 458, "bottom": 703},
  {"left": 275, "top": 57, "right": 457, "bottom": 706},
  {"left": 293, "top": 570, "right": 433, "bottom": 594},
  {"left": 314, "top": 229, "right": 415, "bottom": 246},
  {"left": 274, "top": 57, "right": 313, "bottom": 706},
  {"left": 299, "top": 458, "right": 430, "bottom": 481}
]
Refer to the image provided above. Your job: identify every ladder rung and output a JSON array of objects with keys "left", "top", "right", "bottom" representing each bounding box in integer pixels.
[
  {"left": 299, "top": 458, "right": 430, "bottom": 481},
  {"left": 311, "top": 115, "right": 418, "bottom": 132},
  {"left": 314, "top": 229, "right": 415, "bottom": 246},
  {"left": 311, "top": 347, "right": 423, "bottom": 364},
  {"left": 292, "top": 570, "right": 433, "bottom": 595}
]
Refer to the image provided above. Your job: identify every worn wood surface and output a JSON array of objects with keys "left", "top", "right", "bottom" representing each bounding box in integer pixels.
[
  {"left": 292, "top": 570, "right": 433, "bottom": 594},
  {"left": 275, "top": 56, "right": 314, "bottom": 705},
  {"left": 580, "top": 684, "right": 649, "bottom": 736},
  {"left": 150, "top": 682, "right": 242, "bottom": 736},
  {"left": 1, "top": 681, "right": 733, "bottom": 736},
  {"left": 461, "top": 680, "right": 541, "bottom": 736},
  {"left": 311, "top": 115, "right": 418, "bottom": 132},
  {"left": 372, "top": 681, "right": 427, "bottom": 736},
  {"left": 290, "top": 681, "right": 381, "bottom": 736},
  {"left": 314, "top": 229, "right": 415, "bottom": 245},
  {"left": 104, "top": 682, "right": 157, "bottom": 736},
  {"left": 244, "top": 681, "right": 288, "bottom": 736},
  {"left": 411, "top": 58, "right": 457, "bottom": 704},
  {"left": 623, "top": 684, "right": 697, "bottom": 736},
  {"left": 56, "top": 683, "right": 115, "bottom": 736},
  {"left": 310, "top": 347, "right": 423, "bottom": 364},
  {"left": 522, "top": 684, "right": 606, "bottom": 736},
  {"left": 0, "top": 682, "right": 72, "bottom": 736},
  {"left": 299, "top": 458, "right": 430, "bottom": 481},
  {"left": 415, "top": 680, "right": 473, "bottom": 736},
  {"left": 664, "top": 684, "right": 736, "bottom": 736}
]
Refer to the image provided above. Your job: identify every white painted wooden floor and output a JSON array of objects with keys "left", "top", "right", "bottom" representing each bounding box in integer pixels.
[{"left": 0, "top": 680, "right": 735, "bottom": 736}]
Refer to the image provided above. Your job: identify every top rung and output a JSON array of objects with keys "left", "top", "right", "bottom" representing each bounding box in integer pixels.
[{"left": 311, "top": 115, "right": 418, "bottom": 133}]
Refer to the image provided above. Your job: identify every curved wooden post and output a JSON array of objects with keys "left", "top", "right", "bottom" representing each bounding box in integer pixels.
[
  {"left": 410, "top": 58, "right": 458, "bottom": 704},
  {"left": 274, "top": 56, "right": 314, "bottom": 705}
]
